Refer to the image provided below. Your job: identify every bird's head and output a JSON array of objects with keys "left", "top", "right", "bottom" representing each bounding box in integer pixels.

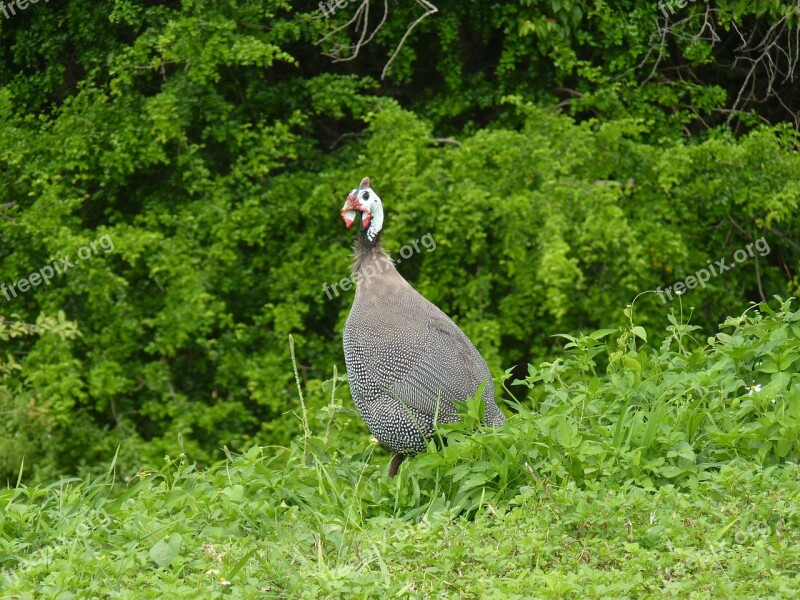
[{"left": 340, "top": 176, "right": 383, "bottom": 242}]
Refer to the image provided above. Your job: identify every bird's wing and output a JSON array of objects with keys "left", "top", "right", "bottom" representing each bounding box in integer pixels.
[{"left": 356, "top": 290, "right": 494, "bottom": 421}]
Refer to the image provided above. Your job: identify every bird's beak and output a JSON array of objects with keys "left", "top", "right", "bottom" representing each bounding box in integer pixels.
[{"left": 341, "top": 194, "right": 360, "bottom": 228}]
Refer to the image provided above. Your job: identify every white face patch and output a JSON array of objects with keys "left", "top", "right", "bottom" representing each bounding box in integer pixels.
[{"left": 359, "top": 187, "right": 384, "bottom": 241}]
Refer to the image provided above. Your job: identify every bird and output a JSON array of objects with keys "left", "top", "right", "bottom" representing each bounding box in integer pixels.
[{"left": 340, "top": 176, "right": 506, "bottom": 477}]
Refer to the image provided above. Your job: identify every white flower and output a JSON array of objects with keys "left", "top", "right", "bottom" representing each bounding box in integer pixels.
[
  {"left": 218, "top": 578, "right": 232, "bottom": 586},
  {"left": 748, "top": 384, "right": 762, "bottom": 395}
]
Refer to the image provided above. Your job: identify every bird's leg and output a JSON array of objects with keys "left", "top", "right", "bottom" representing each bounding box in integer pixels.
[{"left": 388, "top": 452, "right": 406, "bottom": 478}]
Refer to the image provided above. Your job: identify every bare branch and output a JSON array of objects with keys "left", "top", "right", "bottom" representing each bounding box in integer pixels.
[
  {"left": 381, "top": 0, "right": 438, "bottom": 79},
  {"left": 315, "top": 0, "right": 439, "bottom": 80},
  {"left": 428, "top": 137, "right": 462, "bottom": 147},
  {"left": 632, "top": 8, "right": 800, "bottom": 129},
  {"left": 316, "top": 0, "right": 389, "bottom": 63}
]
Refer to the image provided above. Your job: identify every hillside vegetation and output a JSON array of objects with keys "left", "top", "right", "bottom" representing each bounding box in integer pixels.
[{"left": 2, "top": 299, "right": 800, "bottom": 596}]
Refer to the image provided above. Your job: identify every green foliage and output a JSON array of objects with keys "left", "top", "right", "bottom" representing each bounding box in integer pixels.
[
  {"left": 2, "top": 302, "right": 800, "bottom": 596},
  {"left": 312, "top": 0, "right": 800, "bottom": 132},
  {"left": 0, "top": 313, "right": 89, "bottom": 484},
  {"left": 3, "top": 99, "right": 800, "bottom": 481},
  {"left": 1, "top": 0, "right": 799, "bottom": 484}
]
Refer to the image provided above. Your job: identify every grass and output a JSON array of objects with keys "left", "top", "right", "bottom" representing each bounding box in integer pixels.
[{"left": 2, "top": 297, "right": 800, "bottom": 598}]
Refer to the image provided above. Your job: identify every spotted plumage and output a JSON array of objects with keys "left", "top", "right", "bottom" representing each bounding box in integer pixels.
[{"left": 340, "top": 177, "right": 506, "bottom": 476}]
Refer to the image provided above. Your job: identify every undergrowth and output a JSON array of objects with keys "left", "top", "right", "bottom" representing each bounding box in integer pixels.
[{"left": 1, "top": 298, "right": 799, "bottom": 597}]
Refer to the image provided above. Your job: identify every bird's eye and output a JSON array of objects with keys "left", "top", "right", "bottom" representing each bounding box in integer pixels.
[{"left": 362, "top": 191, "right": 370, "bottom": 200}]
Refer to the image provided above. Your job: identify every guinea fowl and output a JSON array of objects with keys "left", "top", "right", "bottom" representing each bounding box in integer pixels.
[{"left": 340, "top": 176, "right": 506, "bottom": 477}]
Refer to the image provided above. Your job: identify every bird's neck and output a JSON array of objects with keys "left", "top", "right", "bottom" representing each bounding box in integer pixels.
[
  {"left": 353, "top": 231, "right": 386, "bottom": 271},
  {"left": 352, "top": 233, "right": 407, "bottom": 290}
]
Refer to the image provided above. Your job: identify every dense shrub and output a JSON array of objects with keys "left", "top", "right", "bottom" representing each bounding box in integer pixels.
[{"left": 1, "top": 1, "right": 799, "bottom": 481}]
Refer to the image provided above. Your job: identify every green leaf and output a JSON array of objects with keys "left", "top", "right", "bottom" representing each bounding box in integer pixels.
[
  {"left": 589, "top": 328, "right": 618, "bottom": 340},
  {"left": 149, "top": 533, "right": 183, "bottom": 569},
  {"left": 222, "top": 485, "right": 245, "bottom": 502},
  {"left": 658, "top": 465, "right": 685, "bottom": 479}
]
